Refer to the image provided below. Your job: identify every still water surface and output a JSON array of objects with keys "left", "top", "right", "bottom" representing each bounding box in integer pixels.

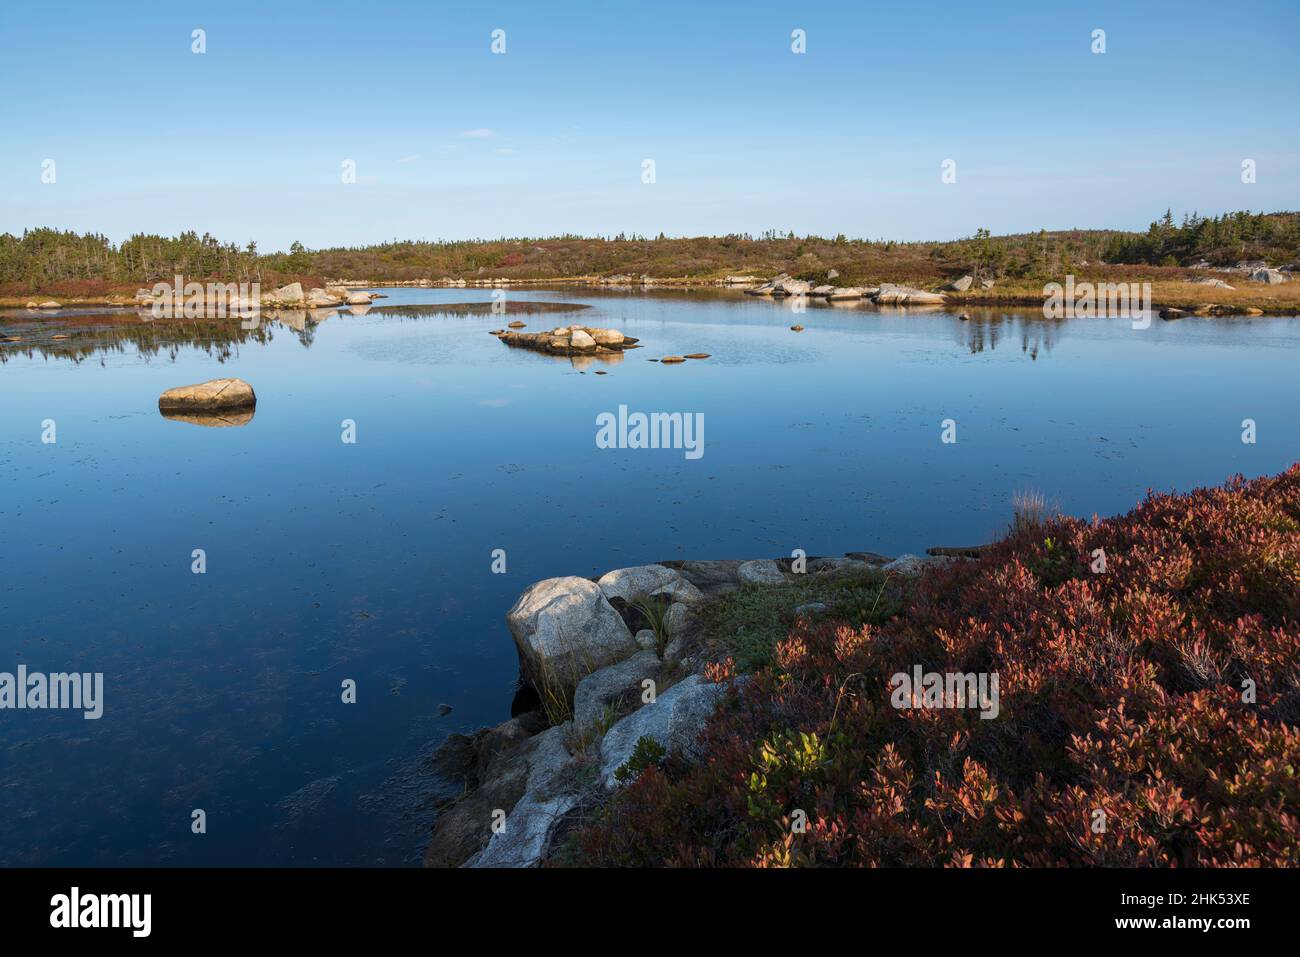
[{"left": 2, "top": 287, "right": 1297, "bottom": 864}]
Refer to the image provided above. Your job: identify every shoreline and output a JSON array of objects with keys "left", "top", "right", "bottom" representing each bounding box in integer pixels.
[
  {"left": 427, "top": 465, "right": 1300, "bottom": 868},
  {"left": 423, "top": 547, "right": 953, "bottom": 868},
  {"left": 3, "top": 275, "right": 1298, "bottom": 316}
]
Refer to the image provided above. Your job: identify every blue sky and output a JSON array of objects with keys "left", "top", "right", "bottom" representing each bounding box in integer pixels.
[{"left": 1, "top": 0, "right": 1297, "bottom": 251}]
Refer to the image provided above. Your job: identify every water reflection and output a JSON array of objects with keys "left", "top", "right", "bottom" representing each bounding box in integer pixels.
[
  {"left": 0, "top": 315, "right": 279, "bottom": 365},
  {"left": 3, "top": 286, "right": 1298, "bottom": 867},
  {"left": 160, "top": 407, "right": 257, "bottom": 428},
  {"left": 954, "top": 310, "right": 1064, "bottom": 358},
  {"left": 0, "top": 301, "right": 601, "bottom": 365},
  {"left": 366, "top": 301, "right": 591, "bottom": 321}
]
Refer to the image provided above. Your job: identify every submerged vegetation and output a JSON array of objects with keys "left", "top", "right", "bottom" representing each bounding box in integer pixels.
[{"left": 565, "top": 466, "right": 1300, "bottom": 867}]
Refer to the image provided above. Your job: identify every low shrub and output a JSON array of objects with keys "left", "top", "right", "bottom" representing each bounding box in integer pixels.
[{"left": 568, "top": 467, "right": 1300, "bottom": 866}]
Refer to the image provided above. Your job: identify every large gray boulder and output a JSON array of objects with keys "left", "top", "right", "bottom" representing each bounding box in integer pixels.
[
  {"left": 738, "top": 559, "right": 787, "bottom": 585},
  {"left": 588, "top": 328, "right": 625, "bottom": 347},
  {"left": 506, "top": 577, "right": 638, "bottom": 696},
  {"left": 945, "top": 275, "right": 974, "bottom": 292},
  {"left": 569, "top": 329, "right": 597, "bottom": 352},
  {"left": 573, "top": 650, "right": 664, "bottom": 727},
  {"left": 874, "top": 283, "right": 945, "bottom": 304},
  {"left": 599, "top": 675, "right": 726, "bottom": 789},
  {"left": 1251, "top": 268, "right": 1288, "bottom": 284},
  {"left": 272, "top": 282, "right": 305, "bottom": 303},
  {"left": 596, "top": 564, "right": 704, "bottom": 605}
]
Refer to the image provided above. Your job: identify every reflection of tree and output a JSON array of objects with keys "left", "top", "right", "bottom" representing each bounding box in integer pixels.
[
  {"left": 367, "top": 301, "right": 591, "bottom": 321},
  {"left": 0, "top": 316, "right": 276, "bottom": 365},
  {"left": 956, "top": 313, "right": 1063, "bottom": 359}
]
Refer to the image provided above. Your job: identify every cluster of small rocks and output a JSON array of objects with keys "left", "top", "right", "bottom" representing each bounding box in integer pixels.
[
  {"left": 744, "top": 273, "right": 953, "bottom": 305},
  {"left": 132, "top": 281, "right": 386, "bottom": 313},
  {"left": 494, "top": 324, "right": 638, "bottom": 356}
]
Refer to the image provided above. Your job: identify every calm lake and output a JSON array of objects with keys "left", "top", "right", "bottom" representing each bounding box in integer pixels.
[{"left": 2, "top": 287, "right": 1298, "bottom": 865}]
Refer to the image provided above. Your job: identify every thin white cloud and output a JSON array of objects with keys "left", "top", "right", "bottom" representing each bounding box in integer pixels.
[
  {"left": 395, "top": 154, "right": 420, "bottom": 164},
  {"left": 460, "top": 128, "right": 496, "bottom": 138}
]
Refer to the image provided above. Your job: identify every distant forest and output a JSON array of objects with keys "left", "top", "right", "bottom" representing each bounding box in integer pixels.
[{"left": 2, "top": 211, "right": 1296, "bottom": 293}]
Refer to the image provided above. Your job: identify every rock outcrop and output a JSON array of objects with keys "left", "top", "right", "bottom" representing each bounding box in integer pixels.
[
  {"left": 426, "top": 546, "right": 977, "bottom": 867},
  {"left": 874, "top": 283, "right": 946, "bottom": 304},
  {"left": 1251, "top": 268, "right": 1288, "bottom": 284},
  {"left": 772, "top": 278, "right": 812, "bottom": 296},
  {"left": 498, "top": 325, "right": 637, "bottom": 357},
  {"left": 272, "top": 282, "right": 305, "bottom": 304},
  {"left": 573, "top": 649, "right": 664, "bottom": 727},
  {"left": 598, "top": 675, "right": 727, "bottom": 789},
  {"left": 744, "top": 273, "right": 791, "bottom": 296}
]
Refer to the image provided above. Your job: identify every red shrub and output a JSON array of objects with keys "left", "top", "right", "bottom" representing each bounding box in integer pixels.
[{"left": 571, "top": 467, "right": 1300, "bottom": 866}]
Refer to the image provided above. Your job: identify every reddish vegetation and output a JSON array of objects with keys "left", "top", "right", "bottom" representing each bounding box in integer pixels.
[
  {"left": 0, "top": 278, "right": 128, "bottom": 298},
  {"left": 573, "top": 467, "right": 1300, "bottom": 866}
]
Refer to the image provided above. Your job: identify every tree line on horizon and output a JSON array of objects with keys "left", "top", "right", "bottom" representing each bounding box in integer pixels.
[{"left": 1, "top": 211, "right": 1296, "bottom": 293}]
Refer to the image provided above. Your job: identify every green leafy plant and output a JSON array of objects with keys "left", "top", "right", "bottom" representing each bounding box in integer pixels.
[{"left": 614, "top": 736, "right": 667, "bottom": 784}]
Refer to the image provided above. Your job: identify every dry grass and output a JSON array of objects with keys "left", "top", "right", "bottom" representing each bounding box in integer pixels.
[
  {"left": 1010, "top": 488, "right": 1057, "bottom": 534},
  {"left": 949, "top": 274, "right": 1300, "bottom": 314}
]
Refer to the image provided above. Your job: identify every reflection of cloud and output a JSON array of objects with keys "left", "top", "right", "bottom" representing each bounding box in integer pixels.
[
  {"left": 460, "top": 128, "right": 495, "bottom": 138},
  {"left": 479, "top": 398, "right": 510, "bottom": 407}
]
